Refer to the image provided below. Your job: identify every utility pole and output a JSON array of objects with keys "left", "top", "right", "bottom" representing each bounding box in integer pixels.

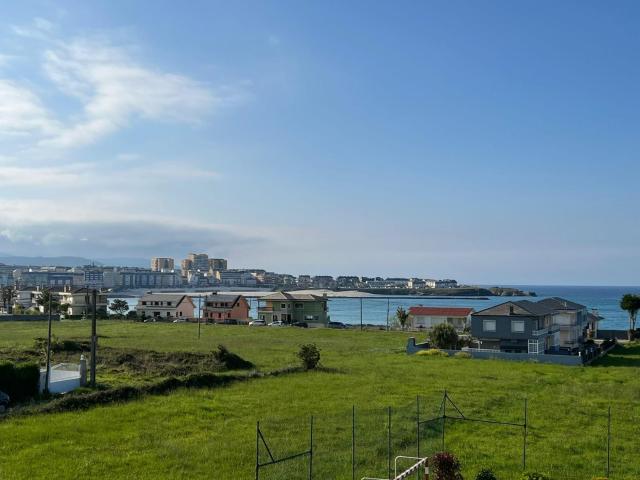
[
  {"left": 90, "top": 288, "right": 97, "bottom": 388},
  {"left": 44, "top": 292, "right": 52, "bottom": 394},
  {"left": 360, "top": 297, "right": 363, "bottom": 331},
  {"left": 386, "top": 298, "right": 390, "bottom": 331}
]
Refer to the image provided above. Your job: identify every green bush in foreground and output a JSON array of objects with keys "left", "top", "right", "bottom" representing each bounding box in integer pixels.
[
  {"left": 416, "top": 348, "right": 449, "bottom": 357},
  {"left": 475, "top": 468, "right": 497, "bottom": 480},
  {"left": 0, "top": 361, "right": 40, "bottom": 403},
  {"left": 297, "top": 343, "right": 321, "bottom": 369},
  {"left": 430, "top": 323, "right": 459, "bottom": 349},
  {"left": 521, "top": 472, "right": 551, "bottom": 480},
  {"left": 454, "top": 351, "right": 472, "bottom": 359}
]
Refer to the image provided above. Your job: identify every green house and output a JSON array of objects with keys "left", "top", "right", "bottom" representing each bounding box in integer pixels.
[{"left": 258, "top": 292, "right": 329, "bottom": 325}]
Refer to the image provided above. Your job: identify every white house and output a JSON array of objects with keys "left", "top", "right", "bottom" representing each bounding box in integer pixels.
[{"left": 135, "top": 293, "right": 196, "bottom": 320}]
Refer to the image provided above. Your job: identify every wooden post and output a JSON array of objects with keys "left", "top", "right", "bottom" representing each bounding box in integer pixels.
[
  {"left": 44, "top": 292, "right": 52, "bottom": 394},
  {"left": 90, "top": 288, "right": 97, "bottom": 387}
]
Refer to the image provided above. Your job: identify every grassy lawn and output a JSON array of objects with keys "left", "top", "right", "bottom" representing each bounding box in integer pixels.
[{"left": 0, "top": 320, "right": 639, "bottom": 479}]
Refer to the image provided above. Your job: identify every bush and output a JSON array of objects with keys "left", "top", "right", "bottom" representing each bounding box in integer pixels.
[
  {"left": 475, "top": 469, "right": 497, "bottom": 480},
  {"left": 0, "top": 361, "right": 40, "bottom": 404},
  {"left": 521, "top": 473, "right": 551, "bottom": 480},
  {"left": 416, "top": 349, "right": 449, "bottom": 357},
  {"left": 212, "top": 345, "right": 254, "bottom": 370},
  {"left": 430, "top": 323, "right": 459, "bottom": 349},
  {"left": 429, "top": 451, "right": 463, "bottom": 480},
  {"left": 454, "top": 351, "right": 472, "bottom": 359},
  {"left": 297, "top": 344, "right": 321, "bottom": 370}
]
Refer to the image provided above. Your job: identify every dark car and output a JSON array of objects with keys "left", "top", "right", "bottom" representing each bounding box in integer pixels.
[
  {"left": 222, "top": 319, "right": 238, "bottom": 325},
  {"left": 292, "top": 322, "right": 308, "bottom": 328},
  {"left": 327, "top": 321, "right": 347, "bottom": 329}
]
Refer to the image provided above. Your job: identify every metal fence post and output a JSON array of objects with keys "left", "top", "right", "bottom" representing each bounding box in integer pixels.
[
  {"left": 352, "top": 405, "right": 356, "bottom": 480},
  {"left": 416, "top": 396, "right": 420, "bottom": 458},
  {"left": 523, "top": 398, "right": 527, "bottom": 470},
  {"left": 607, "top": 406, "right": 611, "bottom": 478},
  {"left": 388, "top": 406, "right": 392, "bottom": 478},
  {"left": 255, "top": 421, "right": 260, "bottom": 480},
  {"left": 442, "top": 391, "right": 447, "bottom": 451},
  {"left": 309, "top": 415, "right": 314, "bottom": 480}
]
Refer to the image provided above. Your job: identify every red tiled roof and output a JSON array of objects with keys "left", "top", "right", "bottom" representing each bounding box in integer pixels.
[{"left": 408, "top": 306, "right": 474, "bottom": 317}]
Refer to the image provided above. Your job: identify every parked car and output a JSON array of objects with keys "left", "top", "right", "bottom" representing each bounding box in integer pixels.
[
  {"left": 172, "top": 318, "right": 187, "bottom": 323},
  {"left": 222, "top": 318, "right": 238, "bottom": 325},
  {"left": 327, "top": 321, "right": 347, "bottom": 329},
  {"left": 249, "top": 320, "right": 267, "bottom": 327},
  {"left": 269, "top": 321, "right": 285, "bottom": 327},
  {"left": 292, "top": 321, "right": 308, "bottom": 328}
]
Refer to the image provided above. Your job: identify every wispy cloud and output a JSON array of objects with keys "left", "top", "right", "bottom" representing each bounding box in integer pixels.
[
  {"left": 0, "top": 79, "right": 59, "bottom": 136},
  {"left": 1, "top": 19, "right": 242, "bottom": 152},
  {"left": 39, "top": 37, "right": 220, "bottom": 149}
]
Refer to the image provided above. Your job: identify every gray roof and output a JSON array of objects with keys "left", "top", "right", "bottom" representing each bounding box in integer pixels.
[
  {"left": 138, "top": 293, "right": 192, "bottom": 304},
  {"left": 474, "top": 297, "right": 586, "bottom": 316},
  {"left": 262, "top": 292, "right": 327, "bottom": 302}
]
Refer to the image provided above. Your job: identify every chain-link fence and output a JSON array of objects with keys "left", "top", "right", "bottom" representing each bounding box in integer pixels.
[{"left": 255, "top": 391, "right": 639, "bottom": 480}]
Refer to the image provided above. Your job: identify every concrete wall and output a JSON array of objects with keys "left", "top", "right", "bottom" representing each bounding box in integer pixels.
[{"left": 406, "top": 337, "right": 585, "bottom": 366}]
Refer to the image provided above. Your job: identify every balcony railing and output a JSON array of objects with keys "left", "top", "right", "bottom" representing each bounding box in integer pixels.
[{"left": 532, "top": 328, "right": 548, "bottom": 336}]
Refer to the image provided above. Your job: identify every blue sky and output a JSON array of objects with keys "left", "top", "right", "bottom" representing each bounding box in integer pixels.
[{"left": 0, "top": 1, "right": 639, "bottom": 284}]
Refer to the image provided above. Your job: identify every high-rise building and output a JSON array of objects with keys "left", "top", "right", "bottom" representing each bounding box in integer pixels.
[
  {"left": 180, "top": 259, "right": 193, "bottom": 272},
  {"left": 187, "top": 253, "right": 209, "bottom": 271},
  {"left": 209, "top": 258, "right": 228, "bottom": 271},
  {"left": 151, "top": 257, "right": 175, "bottom": 272}
]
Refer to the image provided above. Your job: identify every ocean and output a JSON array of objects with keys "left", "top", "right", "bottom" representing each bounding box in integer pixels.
[{"left": 114, "top": 285, "right": 640, "bottom": 330}]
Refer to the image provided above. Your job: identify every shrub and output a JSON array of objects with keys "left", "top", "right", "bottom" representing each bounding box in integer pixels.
[
  {"left": 429, "top": 451, "right": 463, "bottom": 480},
  {"left": 454, "top": 351, "right": 472, "bottom": 359},
  {"left": 212, "top": 345, "right": 254, "bottom": 370},
  {"left": 475, "top": 469, "right": 497, "bottom": 480},
  {"left": 521, "top": 473, "right": 551, "bottom": 480},
  {"left": 416, "top": 349, "right": 449, "bottom": 357},
  {"left": 430, "top": 323, "right": 459, "bottom": 349},
  {"left": 297, "top": 344, "right": 321, "bottom": 370},
  {"left": 0, "top": 361, "right": 40, "bottom": 404}
]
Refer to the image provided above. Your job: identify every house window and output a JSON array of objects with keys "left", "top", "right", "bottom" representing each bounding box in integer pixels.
[
  {"left": 511, "top": 320, "right": 525, "bottom": 333},
  {"left": 295, "top": 303, "right": 303, "bottom": 309},
  {"left": 483, "top": 319, "right": 496, "bottom": 332},
  {"left": 167, "top": 302, "right": 172, "bottom": 306},
  {"left": 281, "top": 303, "right": 287, "bottom": 309}
]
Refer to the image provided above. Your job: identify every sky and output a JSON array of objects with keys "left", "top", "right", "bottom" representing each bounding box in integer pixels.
[{"left": 0, "top": 1, "right": 639, "bottom": 285}]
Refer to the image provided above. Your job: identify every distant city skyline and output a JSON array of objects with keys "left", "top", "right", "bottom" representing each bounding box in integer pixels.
[{"left": 1, "top": 2, "right": 640, "bottom": 285}]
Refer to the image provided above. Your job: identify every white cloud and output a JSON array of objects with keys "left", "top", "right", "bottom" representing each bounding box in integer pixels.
[
  {"left": 2, "top": 20, "right": 241, "bottom": 152},
  {"left": 39, "top": 37, "right": 219, "bottom": 149},
  {"left": 0, "top": 164, "right": 85, "bottom": 186},
  {"left": 0, "top": 79, "right": 59, "bottom": 136}
]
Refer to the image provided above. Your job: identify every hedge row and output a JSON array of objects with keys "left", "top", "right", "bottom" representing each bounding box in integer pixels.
[
  {"left": 33, "top": 366, "right": 305, "bottom": 415},
  {"left": 0, "top": 362, "right": 40, "bottom": 403}
]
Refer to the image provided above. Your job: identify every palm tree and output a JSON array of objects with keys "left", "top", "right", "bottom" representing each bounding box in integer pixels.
[
  {"left": 620, "top": 294, "right": 640, "bottom": 341},
  {"left": 396, "top": 306, "right": 409, "bottom": 331}
]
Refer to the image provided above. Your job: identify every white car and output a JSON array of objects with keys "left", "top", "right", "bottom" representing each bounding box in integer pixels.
[
  {"left": 269, "top": 321, "right": 285, "bottom": 327},
  {"left": 249, "top": 320, "right": 267, "bottom": 327}
]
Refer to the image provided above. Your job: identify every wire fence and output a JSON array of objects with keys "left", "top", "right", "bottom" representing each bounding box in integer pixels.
[{"left": 255, "top": 391, "right": 640, "bottom": 480}]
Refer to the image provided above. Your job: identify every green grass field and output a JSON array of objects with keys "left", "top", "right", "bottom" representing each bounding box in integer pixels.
[{"left": 0, "top": 320, "right": 638, "bottom": 480}]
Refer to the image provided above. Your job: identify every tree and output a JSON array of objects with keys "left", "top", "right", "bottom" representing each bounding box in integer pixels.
[
  {"left": 109, "top": 299, "right": 129, "bottom": 318},
  {"left": 36, "top": 289, "right": 60, "bottom": 314},
  {"left": 1, "top": 286, "right": 17, "bottom": 313},
  {"left": 620, "top": 294, "right": 640, "bottom": 340},
  {"left": 396, "top": 306, "right": 409, "bottom": 331},
  {"left": 430, "top": 323, "right": 459, "bottom": 349}
]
